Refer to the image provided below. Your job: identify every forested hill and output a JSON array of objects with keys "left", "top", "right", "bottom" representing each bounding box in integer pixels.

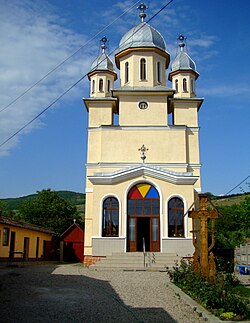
[
  {"left": 1, "top": 191, "right": 85, "bottom": 211},
  {"left": 1, "top": 191, "right": 249, "bottom": 211}
]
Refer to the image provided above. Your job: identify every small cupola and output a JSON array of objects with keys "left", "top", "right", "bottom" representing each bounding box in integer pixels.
[
  {"left": 169, "top": 35, "right": 199, "bottom": 98},
  {"left": 87, "top": 37, "right": 117, "bottom": 98}
]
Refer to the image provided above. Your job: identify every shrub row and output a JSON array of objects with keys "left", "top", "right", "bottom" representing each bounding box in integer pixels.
[{"left": 168, "top": 260, "right": 249, "bottom": 320}]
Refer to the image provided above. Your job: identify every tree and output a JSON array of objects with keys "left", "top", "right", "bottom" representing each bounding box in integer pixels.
[
  {"left": 0, "top": 200, "right": 12, "bottom": 217},
  {"left": 17, "top": 189, "right": 81, "bottom": 234},
  {"left": 215, "top": 197, "right": 250, "bottom": 248}
]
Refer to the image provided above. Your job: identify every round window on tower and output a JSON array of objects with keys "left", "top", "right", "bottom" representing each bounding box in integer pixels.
[{"left": 138, "top": 101, "right": 148, "bottom": 110}]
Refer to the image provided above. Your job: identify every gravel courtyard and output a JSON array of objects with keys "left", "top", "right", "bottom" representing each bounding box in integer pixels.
[{"left": 0, "top": 263, "right": 205, "bottom": 323}]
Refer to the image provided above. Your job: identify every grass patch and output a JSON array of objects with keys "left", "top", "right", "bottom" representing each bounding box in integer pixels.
[{"left": 232, "top": 285, "right": 250, "bottom": 298}]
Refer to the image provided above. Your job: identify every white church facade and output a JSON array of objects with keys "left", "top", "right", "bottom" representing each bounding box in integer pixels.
[{"left": 83, "top": 5, "right": 203, "bottom": 266}]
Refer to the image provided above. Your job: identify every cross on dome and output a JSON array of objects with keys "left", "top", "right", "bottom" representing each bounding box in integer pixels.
[
  {"left": 137, "top": 2, "right": 149, "bottom": 22},
  {"left": 101, "top": 36, "right": 108, "bottom": 53},
  {"left": 178, "top": 34, "right": 187, "bottom": 51}
]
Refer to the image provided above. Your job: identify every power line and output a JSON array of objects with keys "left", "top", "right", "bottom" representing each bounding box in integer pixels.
[
  {"left": 0, "top": 0, "right": 175, "bottom": 149},
  {"left": 0, "top": 0, "right": 141, "bottom": 114},
  {"left": 0, "top": 77, "right": 85, "bottom": 148},
  {"left": 224, "top": 174, "right": 250, "bottom": 196}
]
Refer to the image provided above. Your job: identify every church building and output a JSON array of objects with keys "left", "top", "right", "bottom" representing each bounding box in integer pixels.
[{"left": 83, "top": 4, "right": 203, "bottom": 266}]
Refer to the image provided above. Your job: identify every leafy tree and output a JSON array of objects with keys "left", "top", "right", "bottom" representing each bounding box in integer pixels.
[
  {"left": 215, "top": 197, "right": 250, "bottom": 248},
  {"left": 17, "top": 189, "right": 81, "bottom": 234},
  {"left": 0, "top": 200, "right": 12, "bottom": 217}
]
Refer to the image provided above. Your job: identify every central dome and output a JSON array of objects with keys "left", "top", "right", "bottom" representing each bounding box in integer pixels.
[{"left": 117, "top": 22, "right": 167, "bottom": 54}]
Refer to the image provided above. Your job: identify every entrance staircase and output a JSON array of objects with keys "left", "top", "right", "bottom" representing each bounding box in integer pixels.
[{"left": 89, "top": 252, "right": 180, "bottom": 271}]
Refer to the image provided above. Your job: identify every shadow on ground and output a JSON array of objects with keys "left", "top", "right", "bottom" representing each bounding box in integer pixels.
[{"left": 0, "top": 263, "right": 176, "bottom": 323}]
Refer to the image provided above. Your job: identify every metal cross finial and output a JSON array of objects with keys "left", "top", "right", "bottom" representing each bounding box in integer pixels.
[
  {"left": 178, "top": 34, "right": 186, "bottom": 51},
  {"left": 138, "top": 144, "right": 148, "bottom": 163},
  {"left": 137, "top": 2, "right": 148, "bottom": 22},
  {"left": 101, "top": 36, "right": 108, "bottom": 53}
]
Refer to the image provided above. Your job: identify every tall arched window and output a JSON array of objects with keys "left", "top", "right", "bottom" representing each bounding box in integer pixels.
[
  {"left": 99, "top": 79, "right": 104, "bottom": 92},
  {"left": 125, "top": 62, "right": 129, "bottom": 83},
  {"left": 140, "top": 58, "right": 146, "bottom": 81},
  {"left": 168, "top": 197, "right": 184, "bottom": 237},
  {"left": 107, "top": 80, "right": 111, "bottom": 92},
  {"left": 102, "top": 197, "right": 119, "bottom": 237},
  {"left": 91, "top": 80, "right": 95, "bottom": 94},
  {"left": 183, "top": 78, "right": 187, "bottom": 92},
  {"left": 175, "top": 79, "right": 179, "bottom": 93},
  {"left": 157, "top": 62, "right": 162, "bottom": 83}
]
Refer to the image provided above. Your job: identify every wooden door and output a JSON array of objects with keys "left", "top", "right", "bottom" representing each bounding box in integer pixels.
[
  {"left": 9, "top": 232, "right": 16, "bottom": 259},
  {"left": 23, "top": 237, "right": 30, "bottom": 261},
  {"left": 127, "top": 217, "right": 136, "bottom": 252},
  {"left": 36, "top": 237, "right": 40, "bottom": 259},
  {"left": 150, "top": 217, "right": 160, "bottom": 252}
]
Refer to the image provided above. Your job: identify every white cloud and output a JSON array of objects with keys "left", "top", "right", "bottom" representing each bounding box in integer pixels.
[
  {"left": 0, "top": 0, "right": 93, "bottom": 156},
  {"left": 199, "top": 84, "right": 250, "bottom": 98}
]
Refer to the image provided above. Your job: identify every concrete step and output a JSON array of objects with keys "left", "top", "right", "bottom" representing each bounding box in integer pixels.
[{"left": 89, "top": 252, "right": 180, "bottom": 271}]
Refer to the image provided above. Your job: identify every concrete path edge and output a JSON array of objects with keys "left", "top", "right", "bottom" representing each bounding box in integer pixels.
[{"left": 167, "top": 280, "right": 223, "bottom": 322}]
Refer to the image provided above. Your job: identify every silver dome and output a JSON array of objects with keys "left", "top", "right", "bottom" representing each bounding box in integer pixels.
[
  {"left": 171, "top": 50, "right": 196, "bottom": 72},
  {"left": 118, "top": 22, "right": 167, "bottom": 53},
  {"left": 90, "top": 52, "right": 115, "bottom": 73}
]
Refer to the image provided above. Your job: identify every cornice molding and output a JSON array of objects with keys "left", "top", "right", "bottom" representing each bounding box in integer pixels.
[
  {"left": 86, "top": 162, "right": 190, "bottom": 169},
  {"left": 88, "top": 164, "right": 198, "bottom": 185},
  {"left": 87, "top": 125, "right": 198, "bottom": 132}
]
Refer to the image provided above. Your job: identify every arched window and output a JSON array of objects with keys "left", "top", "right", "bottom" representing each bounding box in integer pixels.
[
  {"left": 125, "top": 62, "right": 129, "bottom": 83},
  {"left": 157, "top": 62, "right": 162, "bottom": 83},
  {"left": 175, "top": 79, "right": 179, "bottom": 93},
  {"left": 107, "top": 80, "right": 111, "bottom": 92},
  {"left": 102, "top": 197, "right": 119, "bottom": 237},
  {"left": 183, "top": 78, "right": 187, "bottom": 92},
  {"left": 91, "top": 80, "right": 95, "bottom": 94},
  {"left": 99, "top": 79, "right": 104, "bottom": 92},
  {"left": 168, "top": 197, "right": 184, "bottom": 237},
  {"left": 140, "top": 58, "right": 146, "bottom": 81}
]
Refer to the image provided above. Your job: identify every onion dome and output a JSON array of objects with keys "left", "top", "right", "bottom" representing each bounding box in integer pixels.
[
  {"left": 115, "top": 3, "right": 169, "bottom": 68},
  {"left": 171, "top": 35, "right": 197, "bottom": 72},
  {"left": 89, "top": 37, "right": 115, "bottom": 73},
  {"left": 118, "top": 22, "right": 166, "bottom": 54},
  {"left": 88, "top": 36, "right": 117, "bottom": 80},
  {"left": 169, "top": 35, "right": 199, "bottom": 81}
]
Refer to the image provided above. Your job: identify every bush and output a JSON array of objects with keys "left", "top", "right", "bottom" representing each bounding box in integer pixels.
[{"left": 168, "top": 260, "right": 249, "bottom": 319}]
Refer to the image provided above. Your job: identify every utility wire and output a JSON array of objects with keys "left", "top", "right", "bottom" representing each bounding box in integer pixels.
[
  {"left": 0, "top": 0, "right": 174, "bottom": 149},
  {"left": 0, "top": 0, "right": 141, "bottom": 114},
  {"left": 224, "top": 174, "right": 250, "bottom": 196},
  {"left": 0, "top": 77, "right": 85, "bottom": 148},
  {"left": 183, "top": 173, "right": 250, "bottom": 216}
]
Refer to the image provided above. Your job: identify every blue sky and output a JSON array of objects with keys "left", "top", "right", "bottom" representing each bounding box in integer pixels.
[{"left": 0, "top": 0, "right": 249, "bottom": 198}]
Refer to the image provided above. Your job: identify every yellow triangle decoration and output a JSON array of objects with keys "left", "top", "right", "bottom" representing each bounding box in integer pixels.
[{"left": 137, "top": 184, "right": 151, "bottom": 198}]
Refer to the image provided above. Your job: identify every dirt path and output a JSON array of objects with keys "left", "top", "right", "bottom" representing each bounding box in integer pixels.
[{"left": 0, "top": 263, "right": 205, "bottom": 323}]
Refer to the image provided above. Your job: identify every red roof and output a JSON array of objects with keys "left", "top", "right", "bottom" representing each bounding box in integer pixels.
[{"left": 60, "top": 222, "right": 84, "bottom": 239}]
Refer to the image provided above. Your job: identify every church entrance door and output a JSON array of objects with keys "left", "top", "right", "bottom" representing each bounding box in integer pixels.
[{"left": 127, "top": 183, "right": 160, "bottom": 252}]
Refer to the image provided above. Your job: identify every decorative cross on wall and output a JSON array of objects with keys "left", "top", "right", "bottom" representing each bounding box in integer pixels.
[{"left": 138, "top": 144, "right": 148, "bottom": 163}]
